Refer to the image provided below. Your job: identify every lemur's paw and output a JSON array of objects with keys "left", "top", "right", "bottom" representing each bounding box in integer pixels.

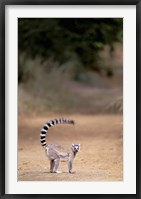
[
  {"left": 55, "top": 170, "right": 62, "bottom": 173},
  {"left": 69, "top": 171, "right": 76, "bottom": 174},
  {"left": 50, "top": 170, "right": 62, "bottom": 173}
]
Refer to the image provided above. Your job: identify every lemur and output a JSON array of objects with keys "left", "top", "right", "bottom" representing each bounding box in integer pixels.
[{"left": 40, "top": 118, "right": 80, "bottom": 173}]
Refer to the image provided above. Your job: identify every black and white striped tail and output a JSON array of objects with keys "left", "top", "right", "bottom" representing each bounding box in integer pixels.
[{"left": 40, "top": 119, "right": 75, "bottom": 147}]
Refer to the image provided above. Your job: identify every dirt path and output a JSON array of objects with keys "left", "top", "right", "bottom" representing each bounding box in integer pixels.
[{"left": 18, "top": 114, "right": 123, "bottom": 181}]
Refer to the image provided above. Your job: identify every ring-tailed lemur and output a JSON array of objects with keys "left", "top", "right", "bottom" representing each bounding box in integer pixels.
[{"left": 40, "top": 118, "right": 80, "bottom": 173}]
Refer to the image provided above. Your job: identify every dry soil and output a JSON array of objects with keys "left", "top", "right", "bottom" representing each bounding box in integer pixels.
[{"left": 18, "top": 114, "right": 123, "bottom": 181}]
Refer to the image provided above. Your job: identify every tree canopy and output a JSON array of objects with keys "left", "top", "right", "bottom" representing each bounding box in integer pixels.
[{"left": 18, "top": 18, "right": 123, "bottom": 81}]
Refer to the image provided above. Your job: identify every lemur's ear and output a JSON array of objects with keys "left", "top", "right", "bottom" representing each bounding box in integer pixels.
[
  {"left": 78, "top": 144, "right": 80, "bottom": 146},
  {"left": 72, "top": 144, "right": 74, "bottom": 147}
]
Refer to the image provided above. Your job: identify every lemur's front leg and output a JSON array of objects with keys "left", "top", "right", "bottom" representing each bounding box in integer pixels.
[{"left": 68, "top": 159, "right": 73, "bottom": 173}]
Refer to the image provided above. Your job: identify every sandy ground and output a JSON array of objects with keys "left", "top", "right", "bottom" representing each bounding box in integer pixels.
[{"left": 18, "top": 114, "right": 123, "bottom": 181}]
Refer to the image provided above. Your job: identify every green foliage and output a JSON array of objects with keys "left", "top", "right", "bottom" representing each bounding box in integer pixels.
[{"left": 18, "top": 18, "right": 123, "bottom": 81}]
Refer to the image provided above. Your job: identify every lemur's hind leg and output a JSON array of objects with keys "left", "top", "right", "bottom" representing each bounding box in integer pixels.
[
  {"left": 53, "top": 158, "right": 61, "bottom": 173},
  {"left": 50, "top": 160, "right": 55, "bottom": 173}
]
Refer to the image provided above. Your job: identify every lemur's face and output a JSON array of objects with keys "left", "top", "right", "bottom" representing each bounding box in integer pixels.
[{"left": 72, "top": 144, "right": 80, "bottom": 153}]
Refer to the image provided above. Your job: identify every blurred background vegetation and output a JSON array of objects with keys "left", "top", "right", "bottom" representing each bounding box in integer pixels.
[{"left": 18, "top": 18, "right": 123, "bottom": 116}]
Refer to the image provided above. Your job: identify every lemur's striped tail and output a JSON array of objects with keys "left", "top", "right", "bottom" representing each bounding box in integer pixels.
[{"left": 40, "top": 119, "right": 75, "bottom": 147}]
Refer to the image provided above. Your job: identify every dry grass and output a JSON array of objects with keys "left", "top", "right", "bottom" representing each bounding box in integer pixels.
[{"left": 18, "top": 66, "right": 123, "bottom": 116}]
